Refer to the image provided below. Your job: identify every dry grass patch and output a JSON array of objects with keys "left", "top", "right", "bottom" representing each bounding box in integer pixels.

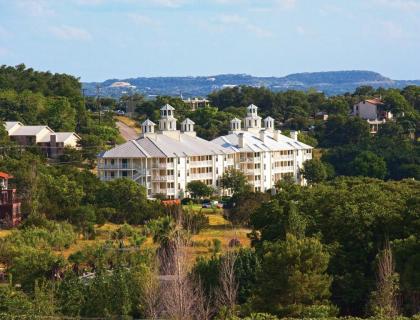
[
  {"left": 0, "top": 230, "right": 12, "bottom": 238},
  {"left": 115, "top": 115, "right": 141, "bottom": 133}
]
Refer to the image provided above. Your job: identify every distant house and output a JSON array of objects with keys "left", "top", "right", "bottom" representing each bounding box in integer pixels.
[
  {"left": 353, "top": 98, "right": 393, "bottom": 134},
  {"left": 315, "top": 111, "right": 329, "bottom": 121},
  {"left": 0, "top": 172, "right": 21, "bottom": 228},
  {"left": 4, "top": 121, "right": 81, "bottom": 158},
  {"left": 183, "top": 98, "right": 210, "bottom": 111}
]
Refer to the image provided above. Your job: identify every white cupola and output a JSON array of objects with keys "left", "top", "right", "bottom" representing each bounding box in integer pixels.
[
  {"left": 264, "top": 116, "right": 275, "bottom": 131},
  {"left": 244, "top": 104, "right": 262, "bottom": 131},
  {"left": 141, "top": 119, "right": 156, "bottom": 134},
  {"left": 181, "top": 118, "right": 195, "bottom": 132},
  {"left": 159, "top": 104, "right": 177, "bottom": 131},
  {"left": 230, "top": 117, "right": 242, "bottom": 132}
]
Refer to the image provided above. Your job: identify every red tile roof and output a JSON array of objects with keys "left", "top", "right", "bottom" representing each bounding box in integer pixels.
[
  {"left": 365, "top": 98, "right": 383, "bottom": 105},
  {"left": 0, "top": 172, "right": 13, "bottom": 179}
]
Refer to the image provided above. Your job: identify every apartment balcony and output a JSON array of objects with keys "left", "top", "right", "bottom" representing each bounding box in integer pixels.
[
  {"left": 151, "top": 175, "right": 175, "bottom": 182},
  {"left": 190, "top": 173, "right": 213, "bottom": 180},
  {"left": 225, "top": 158, "right": 234, "bottom": 165},
  {"left": 243, "top": 168, "right": 261, "bottom": 175},
  {"left": 153, "top": 188, "right": 176, "bottom": 195},
  {"left": 151, "top": 163, "right": 175, "bottom": 169},
  {"left": 98, "top": 164, "right": 128, "bottom": 170},
  {"left": 273, "top": 155, "right": 294, "bottom": 160},
  {"left": 252, "top": 180, "right": 262, "bottom": 187},
  {"left": 272, "top": 166, "right": 295, "bottom": 173},
  {"left": 239, "top": 157, "right": 260, "bottom": 163},
  {"left": 189, "top": 160, "right": 213, "bottom": 168}
]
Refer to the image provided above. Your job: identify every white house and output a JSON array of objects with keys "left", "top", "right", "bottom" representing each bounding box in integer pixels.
[
  {"left": 353, "top": 98, "right": 393, "bottom": 133},
  {"left": 97, "top": 104, "right": 313, "bottom": 199}
]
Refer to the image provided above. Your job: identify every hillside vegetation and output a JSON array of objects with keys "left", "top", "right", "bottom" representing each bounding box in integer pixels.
[{"left": 0, "top": 64, "right": 419, "bottom": 319}]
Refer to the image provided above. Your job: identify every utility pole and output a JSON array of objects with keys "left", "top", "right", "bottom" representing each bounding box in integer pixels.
[{"left": 96, "top": 84, "right": 101, "bottom": 125}]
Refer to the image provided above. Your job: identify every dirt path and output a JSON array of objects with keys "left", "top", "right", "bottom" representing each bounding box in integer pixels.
[{"left": 116, "top": 121, "right": 139, "bottom": 141}]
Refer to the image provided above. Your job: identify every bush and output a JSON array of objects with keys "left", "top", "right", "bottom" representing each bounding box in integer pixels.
[{"left": 183, "top": 210, "right": 209, "bottom": 234}]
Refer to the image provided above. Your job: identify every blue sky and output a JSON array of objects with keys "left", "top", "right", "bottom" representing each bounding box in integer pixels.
[{"left": 1, "top": 0, "right": 419, "bottom": 81}]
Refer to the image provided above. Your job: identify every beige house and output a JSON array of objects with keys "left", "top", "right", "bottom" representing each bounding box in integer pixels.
[
  {"left": 4, "top": 121, "right": 80, "bottom": 158},
  {"left": 353, "top": 98, "right": 393, "bottom": 134}
]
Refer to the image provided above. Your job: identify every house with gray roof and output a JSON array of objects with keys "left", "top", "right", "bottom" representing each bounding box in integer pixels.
[{"left": 3, "top": 121, "right": 80, "bottom": 158}]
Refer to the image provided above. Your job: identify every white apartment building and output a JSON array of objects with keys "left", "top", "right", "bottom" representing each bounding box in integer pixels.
[
  {"left": 211, "top": 104, "right": 312, "bottom": 192},
  {"left": 97, "top": 104, "right": 313, "bottom": 198}
]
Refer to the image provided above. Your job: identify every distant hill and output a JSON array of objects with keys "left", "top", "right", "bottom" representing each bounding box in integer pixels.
[{"left": 82, "top": 70, "right": 420, "bottom": 98}]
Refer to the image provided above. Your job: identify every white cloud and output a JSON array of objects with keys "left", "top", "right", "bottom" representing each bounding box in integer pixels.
[
  {"left": 50, "top": 25, "right": 92, "bottom": 41},
  {"left": 16, "top": 0, "right": 55, "bottom": 17},
  {"left": 128, "top": 14, "right": 160, "bottom": 27}
]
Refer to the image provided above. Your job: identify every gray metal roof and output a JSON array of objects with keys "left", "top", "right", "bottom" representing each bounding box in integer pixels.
[
  {"left": 4, "top": 121, "right": 23, "bottom": 132},
  {"left": 9, "top": 125, "right": 53, "bottom": 136},
  {"left": 160, "top": 104, "right": 175, "bottom": 111},
  {"left": 181, "top": 118, "right": 195, "bottom": 125},
  {"left": 99, "top": 131, "right": 234, "bottom": 159},
  {"left": 211, "top": 131, "right": 313, "bottom": 153},
  {"left": 38, "top": 132, "right": 80, "bottom": 143},
  {"left": 142, "top": 119, "right": 156, "bottom": 126}
]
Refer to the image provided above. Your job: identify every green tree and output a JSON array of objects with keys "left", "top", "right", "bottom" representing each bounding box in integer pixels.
[
  {"left": 220, "top": 168, "right": 250, "bottom": 194},
  {"left": 301, "top": 159, "right": 333, "bottom": 184},
  {"left": 253, "top": 234, "right": 334, "bottom": 317},
  {"left": 351, "top": 151, "right": 387, "bottom": 179},
  {"left": 186, "top": 180, "right": 214, "bottom": 199}
]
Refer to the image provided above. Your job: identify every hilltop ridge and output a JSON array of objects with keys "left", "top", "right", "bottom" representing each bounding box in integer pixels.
[{"left": 82, "top": 70, "right": 420, "bottom": 98}]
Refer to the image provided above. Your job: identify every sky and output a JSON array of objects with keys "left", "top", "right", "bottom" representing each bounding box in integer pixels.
[{"left": 0, "top": 0, "right": 420, "bottom": 82}]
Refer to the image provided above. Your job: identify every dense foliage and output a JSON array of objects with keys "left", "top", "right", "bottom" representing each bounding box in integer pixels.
[{"left": 1, "top": 65, "right": 420, "bottom": 319}]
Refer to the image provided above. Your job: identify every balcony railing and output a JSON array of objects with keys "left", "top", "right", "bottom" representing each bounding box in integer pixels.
[
  {"left": 243, "top": 168, "right": 261, "bottom": 175},
  {"left": 151, "top": 163, "right": 175, "bottom": 169},
  {"left": 153, "top": 188, "right": 176, "bottom": 195},
  {"left": 151, "top": 175, "right": 175, "bottom": 182},
  {"left": 239, "top": 157, "right": 260, "bottom": 163},
  {"left": 272, "top": 166, "right": 295, "bottom": 173},
  {"left": 189, "top": 160, "right": 213, "bottom": 167},
  {"left": 190, "top": 173, "right": 213, "bottom": 180},
  {"left": 272, "top": 154, "right": 294, "bottom": 160}
]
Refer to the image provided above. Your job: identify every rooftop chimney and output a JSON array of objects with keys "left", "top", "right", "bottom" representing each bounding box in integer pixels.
[
  {"left": 238, "top": 132, "right": 245, "bottom": 148},
  {"left": 290, "top": 130, "right": 298, "bottom": 141},
  {"left": 273, "top": 129, "right": 281, "bottom": 141},
  {"left": 259, "top": 130, "right": 265, "bottom": 143}
]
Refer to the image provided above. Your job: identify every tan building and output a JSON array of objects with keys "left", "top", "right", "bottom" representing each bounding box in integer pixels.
[
  {"left": 4, "top": 121, "right": 80, "bottom": 158},
  {"left": 183, "top": 98, "right": 210, "bottom": 110}
]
